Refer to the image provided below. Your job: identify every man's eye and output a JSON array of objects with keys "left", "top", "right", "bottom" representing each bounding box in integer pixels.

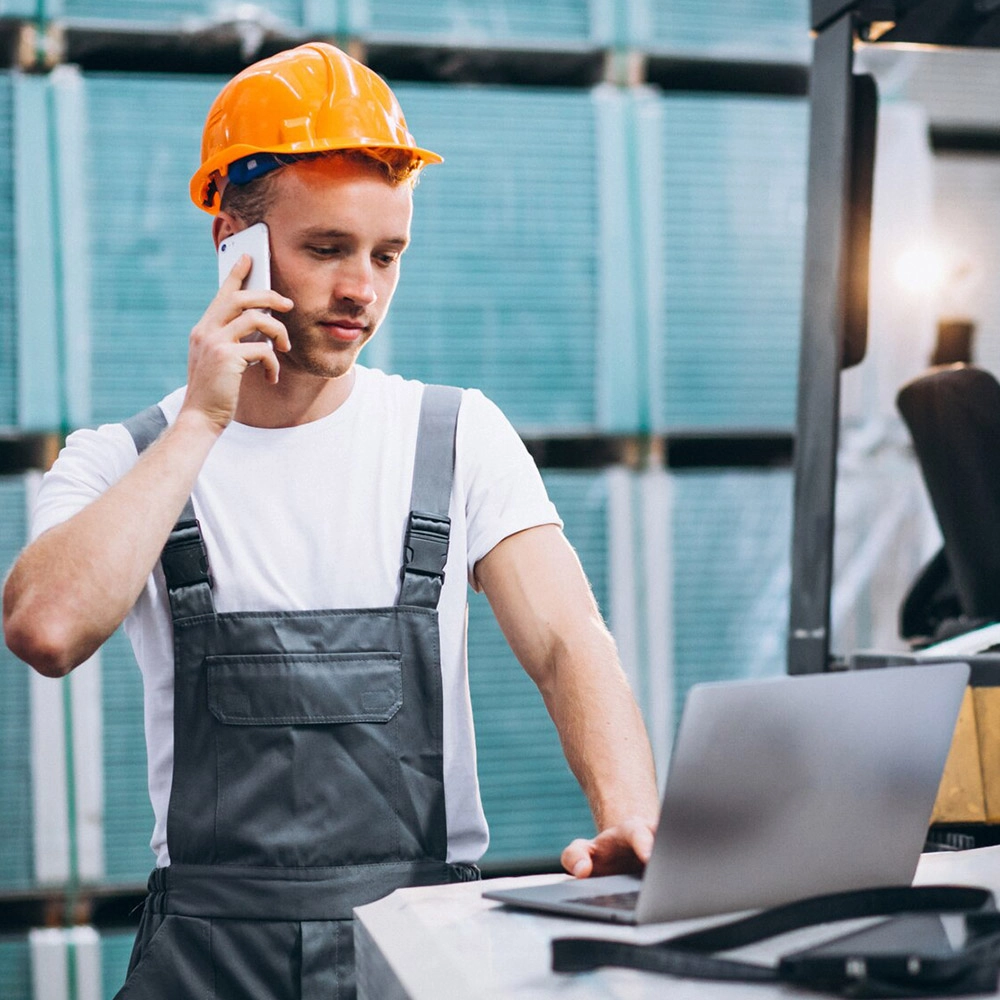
[
  {"left": 308, "top": 245, "right": 341, "bottom": 257},
  {"left": 375, "top": 252, "right": 400, "bottom": 267}
]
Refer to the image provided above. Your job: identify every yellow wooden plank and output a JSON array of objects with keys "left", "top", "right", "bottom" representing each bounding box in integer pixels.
[
  {"left": 931, "top": 687, "right": 986, "bottom": 824},
  {"left": 973, "top": 687, "right": 1000, "bottom": 823}
]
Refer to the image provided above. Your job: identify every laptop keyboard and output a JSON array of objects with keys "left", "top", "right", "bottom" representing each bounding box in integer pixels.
[{"left": 575, "top": 890, "right": 640, "bottom": 912}]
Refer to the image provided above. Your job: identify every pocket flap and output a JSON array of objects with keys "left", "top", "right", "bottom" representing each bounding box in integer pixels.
[{"left": 206, "top": 652, "right": 402, "bottom": 725}]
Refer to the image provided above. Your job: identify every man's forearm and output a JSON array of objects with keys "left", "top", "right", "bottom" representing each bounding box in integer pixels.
[
  {"left": 476, "top": 524, "right": 660, "bottom": 874},
  {"left": 538, "top": 620, "right": 660, "bottom": 832},
  {"left": 3, "top": 408, "right": 222, "bottom": 676}
]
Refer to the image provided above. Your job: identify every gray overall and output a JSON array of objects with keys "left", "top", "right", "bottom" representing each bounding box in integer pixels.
[{"left": 113, "top": 385, "right": 478, "bottom": 1000}]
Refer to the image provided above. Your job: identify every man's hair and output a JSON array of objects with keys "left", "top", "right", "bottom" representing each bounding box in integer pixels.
[{"left": 220, "top": 147, "right": 422, "bottom": 225}]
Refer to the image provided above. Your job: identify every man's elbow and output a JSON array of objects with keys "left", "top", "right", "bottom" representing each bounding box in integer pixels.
[{"left": 3, "top": 598, "right": 80, "bottom": 678}]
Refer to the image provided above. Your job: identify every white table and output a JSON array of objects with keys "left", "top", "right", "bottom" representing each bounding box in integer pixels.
[{"left": 354, "top": 846, "right": 1000, "bottom": 998}]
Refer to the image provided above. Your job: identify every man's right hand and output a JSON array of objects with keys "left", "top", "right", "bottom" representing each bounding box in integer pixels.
[{"left": 183, "top": 253, "right": 294, "bottom": 433}]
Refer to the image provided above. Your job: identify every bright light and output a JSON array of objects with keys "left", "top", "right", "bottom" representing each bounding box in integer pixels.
[{"left": 893, "top": 243, "right": 949, "bottom": 296}]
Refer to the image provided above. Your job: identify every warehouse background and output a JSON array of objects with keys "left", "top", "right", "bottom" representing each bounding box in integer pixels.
[{"left": 0, "top": 1, "right": 996, "bottom": 996}]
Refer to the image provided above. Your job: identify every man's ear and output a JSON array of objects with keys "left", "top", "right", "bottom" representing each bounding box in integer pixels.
[{"left": 212, "top": 212, "right": 239, "bottom": 251}]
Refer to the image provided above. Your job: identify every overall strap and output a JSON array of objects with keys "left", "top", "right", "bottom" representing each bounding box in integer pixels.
[
  {"left": 123, "top": 404, "right": 169, "bottom": 455},
  {"left": 397, "top": 384, "right": 463, "bottom": 609},
  {"left": 123, "top": 405, "right": 215, "bottom": 620}
]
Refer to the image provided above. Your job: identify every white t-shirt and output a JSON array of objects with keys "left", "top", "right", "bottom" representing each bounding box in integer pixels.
[{"left": 31, "top": 365, "right": 561, "bottom": 867}]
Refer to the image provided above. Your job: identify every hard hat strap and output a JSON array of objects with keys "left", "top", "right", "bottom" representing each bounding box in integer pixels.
[{"left": 227, "top": 152, "right": 295, "bottom": 186}]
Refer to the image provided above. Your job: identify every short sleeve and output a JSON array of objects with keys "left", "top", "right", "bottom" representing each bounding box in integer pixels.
[
  {"left": 30, "top": 423, "right": 139, "bottom": 541},
  {"left": 456, "top": 389, "right": 562, "bottom": 588}
]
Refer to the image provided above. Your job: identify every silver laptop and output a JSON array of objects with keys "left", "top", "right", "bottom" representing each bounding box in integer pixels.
[{"left": 483, "top": 662, "right": 969, "bottom": 924}]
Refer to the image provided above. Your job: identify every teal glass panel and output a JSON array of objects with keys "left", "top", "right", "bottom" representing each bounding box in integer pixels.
[
  {"left": 658, "top": 94, "right": 807, "bottom": 430},
  {"left": 671, "top": 468, "right": 792, "bottom": 724},
  {"left": 643, "top": 0, "right": 810, "bottom": 61},
  {"left": 101, "top": 630, "right": 154, "bottom": 884},
  {"left": 363, "top": 0, "right": 593, "bottom": 43},
  {"left": 0, "top": 929, "right": 136, "bottom": 1000},
  {"left": 62, "top": 0, "right": 303, "bottom": 26},
  {"left": 0, "top": 75, "right": 16, "bottom": 429},
  {"left": 0, "top": 937, "right": 30, "bottom": 1000},
  {"left": 0, "top": 477, "right": 33, "bottom": 891},
  {"left": 101, "top": 929, "right": 135, "bottom": 998},
  {"left": 470, "top": 471, "right": 606, "bottom": 862},
  {"left": 386, "top": 84, "right": 601, "bottom": 432},
  {"left": 82, "top": 73, "right": 221, "bottom": 425}
]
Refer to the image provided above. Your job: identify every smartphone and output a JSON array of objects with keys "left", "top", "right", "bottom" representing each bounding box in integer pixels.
[
  {"left": 780, "top": 914, "right": 983, "bottom": 988},
  {"left": 217, "top": 221, "right": 271, "bottom": 343}
]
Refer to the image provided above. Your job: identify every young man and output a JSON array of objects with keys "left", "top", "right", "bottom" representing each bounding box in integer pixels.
[{"left": 3, "top": 43, "right": 658, "bottom": 998}]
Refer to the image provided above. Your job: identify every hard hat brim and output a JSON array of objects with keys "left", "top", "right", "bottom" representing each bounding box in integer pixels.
[{"left": 190, "top": 140, "right": 443, "bottom": 215}]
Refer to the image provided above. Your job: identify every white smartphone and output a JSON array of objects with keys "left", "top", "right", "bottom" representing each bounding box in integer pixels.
[{"left": 217, "top": 221, "right": 271, "bottom": 343}]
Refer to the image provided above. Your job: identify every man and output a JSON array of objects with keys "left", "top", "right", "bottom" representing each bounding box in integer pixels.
[{"left": 3, "top": 43, "right": 658, "bottom": 998}]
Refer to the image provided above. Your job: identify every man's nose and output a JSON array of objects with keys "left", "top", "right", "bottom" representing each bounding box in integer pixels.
[{"left": 334, "top": 256, "right": 377, "bottom": 307}]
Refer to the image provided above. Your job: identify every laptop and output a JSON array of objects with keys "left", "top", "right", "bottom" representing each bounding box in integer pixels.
[{"left": 483, "top": 661, "right": 969, "bottom": 924}]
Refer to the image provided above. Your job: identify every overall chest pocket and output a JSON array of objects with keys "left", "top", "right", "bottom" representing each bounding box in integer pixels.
[
  {"left": 204, "top": 651, "right": 405, "bottom": 866},
  {"left": 206, "top": 651, "right": 402, "bottom": 725}
]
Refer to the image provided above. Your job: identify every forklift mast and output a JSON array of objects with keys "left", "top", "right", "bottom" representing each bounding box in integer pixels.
[{"left": 788, "top": 0, "right": 1000, "bottom": 673}]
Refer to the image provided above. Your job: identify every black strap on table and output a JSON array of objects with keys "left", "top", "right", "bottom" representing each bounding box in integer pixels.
[{"left": 552, "top": 885, "right": 1000, "bottom": 998}]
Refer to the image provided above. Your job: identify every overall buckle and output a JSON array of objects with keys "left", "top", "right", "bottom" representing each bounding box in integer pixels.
[
  {"left": 402, "top": 511, "right": 451, "bottom": 581},
  {"left": 161, "top": 518, "right": 213, "bottom": 590}
]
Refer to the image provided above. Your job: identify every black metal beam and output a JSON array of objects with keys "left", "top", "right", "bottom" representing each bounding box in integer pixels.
[
  {"left": 812, "top": 0, "right": 862, "bottom": 32},
  {"left": 521, "top": 433, "right": 795, "bottom": 471},
  {"left": 787, "top": 12, "right": 858, "bottom": 674},
  {"left": 644, "top": 55, "right": 809, "bottom": 96},
  {"left": 931, "top": 126, "right": 1000, "bottom": 154},
  {"left": 872, "top": 0, "right": 1000, "bottom": 47},
  {"left": 816, "top": 0, "right": 1000, "bottom": 48},
  {"left": 663, "top": 433, "right": 794, "bottom": 470}
]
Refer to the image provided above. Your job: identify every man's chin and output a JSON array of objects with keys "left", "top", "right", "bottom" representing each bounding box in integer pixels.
[{"left": 281, "top": 339, "right": 368, "bottom": 380}]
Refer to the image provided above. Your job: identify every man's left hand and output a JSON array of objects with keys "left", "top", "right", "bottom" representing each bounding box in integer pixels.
[{"left": 560, "top": 818, "right": 656, "bottom": 878}]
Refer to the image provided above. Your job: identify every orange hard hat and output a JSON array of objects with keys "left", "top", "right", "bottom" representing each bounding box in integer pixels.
[{"left": 190, "top": 42, "right": 442, "bottom": 214}]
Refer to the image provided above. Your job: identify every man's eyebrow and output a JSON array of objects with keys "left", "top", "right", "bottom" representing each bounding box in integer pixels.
[
  {"left": 298, "top": 227, "right": 410, "bottom": 248},
  {"left": 299, "top": 228, "right": 351, "bottom": 239}
]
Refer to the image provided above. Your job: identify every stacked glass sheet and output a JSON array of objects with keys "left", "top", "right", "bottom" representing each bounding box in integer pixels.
[
  {"left": 0, "top": 476, "right": 34, "bottom": 891},
  {"left": 82, "top": 74, "right": 219, "bottom": 425},
  {"left": 656, "top": 93, "right": 808, "bottom": 430},
  {"left": 100, "top": 631, "right": 154, "bottom": 884},
  {"left": 102, "top": 930, "right": 134, "bottom": 999},
  {"left": 0, "top": 927, "right": 136, "bottom": 1000},
  {"left": 0, "top": 938, "right": 30, "bottom": 1000},
  {"left": 385, "top": 83, "right": 606, "bottom": 432},
  {"left": 639, "top": 0, "right": 810, "bottom": 61},
  {"left": 0, "top": 75, "right": 16, "bottom": 429},
  {"left": 669, "top": 468, "right": 792, "bottom": 724},
  {"left": 60, "top": 0, "right": 303, "bottom": 28},
  {"left": 43, "top": 0, "right": 811, "bottom": 55},
  {"left": 359, "top": 0, "right": 597, "bottom": 44}
]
